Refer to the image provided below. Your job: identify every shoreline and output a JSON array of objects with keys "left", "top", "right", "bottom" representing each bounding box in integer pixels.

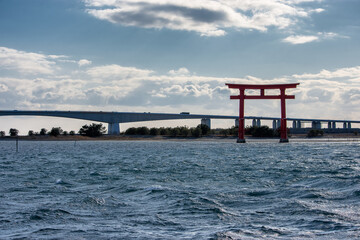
[{"left": 1, "top": 133, "right": 360, "bottom": 143}]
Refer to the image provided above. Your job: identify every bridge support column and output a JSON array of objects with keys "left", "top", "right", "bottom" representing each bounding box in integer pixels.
[
  {"left": 273, "top": 120, "right": 277, "bottom": 130},
  {"left": 108, "top": 123, "right": 120, "bottom": 135},
  {"left": 297, "top": 120, "right": 302, "bottom": 128},
  {"left": 201, "top": 118, "right": 211, "bottom": 129},
  {"left": 332, "top": 122, "right": 336, "bottom": 129},
  {"left": 235, "top": 119, "right": 239, "bottom": 127},
  {"left": 342, "top": 122, "right": 352, "bottom": 129},
  {"left": 293, "top": 120, "right": 297, "bottom": 129},
  {"left": 257, "top": 119, "right": 261, "bottom": 127},
  {"left": 328, "top": 122, "right": 332, "bottom": 129},
  {"left": 272, "top": 120, "right": 282, "bottom": 129},
  {"left": 253, "top": 118, "right": 261, "bottom": 127},
  {"left": 312, "top": 121, "right": 321, "bottom": 129}
]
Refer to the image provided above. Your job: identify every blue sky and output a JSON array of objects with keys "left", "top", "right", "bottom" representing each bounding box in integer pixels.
[{"left": 0, "top": 0, "right": 360, "bottom": 133}]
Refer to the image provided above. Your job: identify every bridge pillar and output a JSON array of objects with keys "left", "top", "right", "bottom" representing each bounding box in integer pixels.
[
  {"left": 272, "top": 120, "right": 277, "bottom": 130},
  {"left": 332, "top": 122, "right": 336, "bottom": 129},
  {"left": 201, "top": 118, "right": 211, "bottom": 129},
  {"left": 273, "top": 120, "right": 281, "bottom": 129},
  {"left": 312, "top": 121, "right": 321, "bottom": 129},
  {"left": 108, "top": 122, "right": 120, "bottom": 135},
  {"left": 252, "top": 119, "right": 256, "bottom": 127},
  {"left": 328, "top": 122, "right": 332, "bottom": 129},
  {"left": 297, "top": 120, "right": 302, "bottom": 128},
  {"left": 293, "top": 120, "right": 296, "bottom": 129},
  {"left": 342, "top": 122, "right": 352, "bottom": 129},
  {"left": 257, "top": 119, "right": 261, "bottom": 127},
  {"left": 235, "top": 119, "right": 239, "bottom": 127}
]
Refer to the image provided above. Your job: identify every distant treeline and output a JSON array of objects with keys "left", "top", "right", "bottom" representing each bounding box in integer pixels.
[
  {"left": 0, "top": 123, "right": 106, "bottom": 138},
  {"left": 4, "top": 124, "right": 331, "bottom": 138},
  {"left": 0, "top": 124, "right": 238, "bottom": 138},
  {"left": 124, "top": 124, "right": 213, "bottom": 137},
  {"left": 124, "top": 125, "right": 281, "bottom": 138}
]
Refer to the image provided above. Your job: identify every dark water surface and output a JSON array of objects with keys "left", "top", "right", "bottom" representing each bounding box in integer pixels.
[{"left": 1, "top": 140, "right": 360, "bottom": 239}]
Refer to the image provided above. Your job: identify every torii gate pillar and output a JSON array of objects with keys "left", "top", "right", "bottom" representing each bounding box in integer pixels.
[{"left": 226, "top": 83, "right": 299, "bottom": 143}]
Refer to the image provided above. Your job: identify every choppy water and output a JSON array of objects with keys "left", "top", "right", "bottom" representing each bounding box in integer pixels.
[{"left": 1, "top": 140, "right": 360, "bottom": 239}]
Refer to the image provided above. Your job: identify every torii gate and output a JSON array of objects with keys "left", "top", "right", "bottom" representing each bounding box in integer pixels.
[{"left": 226, "top": 83, "right": 299, "bottom": 143}]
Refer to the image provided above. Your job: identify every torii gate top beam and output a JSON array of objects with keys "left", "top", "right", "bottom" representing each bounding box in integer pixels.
[
  {"left": 226, "top": 83, "right": 299, "bottom": 100},
  {"left": 226, "top": 83, "right": 299, "bottom": 90}
]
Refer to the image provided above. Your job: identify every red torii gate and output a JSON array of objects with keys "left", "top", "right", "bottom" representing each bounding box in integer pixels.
[{"left": 225, "top": 83, "right": 299, "bottom": 143}]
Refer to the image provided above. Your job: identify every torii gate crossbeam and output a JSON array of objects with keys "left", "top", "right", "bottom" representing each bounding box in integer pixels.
[{"left": 226, "top": 83, "right": 299, "bottom": 143}]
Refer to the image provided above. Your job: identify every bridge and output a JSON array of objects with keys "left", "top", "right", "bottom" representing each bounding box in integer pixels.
[{"left": 0, "top": 110, "right": 359, "bottom": 135}]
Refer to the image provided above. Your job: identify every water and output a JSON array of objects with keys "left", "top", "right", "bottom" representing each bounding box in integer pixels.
[{"left": 1, "top": 140, "right": 360, "bottom": 239}]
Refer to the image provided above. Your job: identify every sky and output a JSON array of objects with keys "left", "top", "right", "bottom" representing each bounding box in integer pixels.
[{"left": 0, "top": 0, "right": 360, "bottom": 134}]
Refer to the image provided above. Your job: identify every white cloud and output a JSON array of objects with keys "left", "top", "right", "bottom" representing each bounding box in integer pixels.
[
  {"left": 283, "top": 32, "right": 348, "bottom": 45},
  {"left": 78, "top": 59, "right": 92, "bottom": 67},
  {"left": 157, "top": 84, "right": 212, "bottom": 97},
  {"left": 293, "top": 66, "right": 360, "bottom": 79},
  {"left": 83, "top": 0, "right": 324, "bottom": 36},
  {"left": 310, "top": 8, "right": 325, "bottom": 13},
  {"left": 86, "top": 64, "right": 154, "bottom": 79},
  {"left": 288, "top": 0, "right": 323, "bottom": 3},
  {"left": 0, "top": 47, "right": 93, "bottom": 75},
  {"left": 0, "top": 47, "right": 57, "bottom": 75},
  {"left": 0, "top": 83, "right": 8, "bottom": 92},
  {"left": 318, "top": 31, "right": 349, "bottom": 40},
  {"left": 48, "top": 54, "right": 68, "bottom": 59},
  {"left": 168, "top": 68, "right": 190, "bottom": 76},
  {"left": 283, "top": 35, "right": 319, "bottom": 44}
]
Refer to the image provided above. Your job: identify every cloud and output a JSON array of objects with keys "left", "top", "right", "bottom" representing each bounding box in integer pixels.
[
  {"left": 304, "top": 88, "right": 334, "bottom": 102},
  {"left": 283, "top": 32, "right": 347, "bottom": 45},
  {"left": 0, "top": 47, "right": 94, "bottom": 75},
  {"left": 310, "top": 8, "right": 325, "bottom": 13},
  {"left": 168, "top": 67, "right": 190, "bottom": 76},
  {"left": 78, "top": 59, "right": 92, "bottom": 67},
  {"left": 157, "top": 84, "right": 211, "bottom": 97},
  {"left": 282, "top": 35, "right": 319, "bottom": 44},
  {"left": 319, "top": 32, "right": 349, "bottom": 40},
  {"left": 293, "top": 66, "right": 360, "bottom": 79},
  {"left": 0, "top": 83, "right": 8, "bottom": 92},
  {"left": 287, "top": 0, "right": 323, "bottom": 3},
  {"left": 0, "top": 47, "right": 57, "bottom": 75},
  {"left": 83, "top": 0, "right": 324, "bottom": 36},
  {"left": 48, "top": 54, "right": 68, "bottom": 59},
  {"left": 86, "top": 64, "right": 154, "bottom": 79},
  {"left": 342, "top": 89, "right": 360, "bottom": 103}
]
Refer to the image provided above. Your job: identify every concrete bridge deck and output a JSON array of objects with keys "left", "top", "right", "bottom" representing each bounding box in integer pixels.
[{"left": 0, "top": 110, "right": 359, "bottom": 135}]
